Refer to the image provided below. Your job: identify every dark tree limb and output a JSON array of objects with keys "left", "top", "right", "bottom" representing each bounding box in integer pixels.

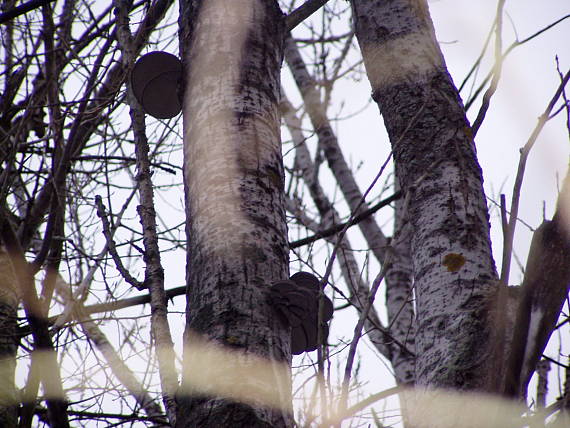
[
  {"left": 504, "top": 169, "right": 570, "bottom": 398},
  {"left": 471, "top": 0, "right": 506, "bottom": 136},
  {"left": 0, "top": 0, "right": 56, "bottom": 24},
  {"left": 286, "top": 0, "right": 331, "bottom": 31},
  {"left": 18, "top": 286, "right": 187, "bottom": 338},
  {"left": 0, "top": 249, "right": 19, "bottom": 427},
  {"left": 0, "top": 216, "right": 69, "bottom": 428},
  {"left": 289, "top": 191, "right": 402, "bottom": 248}
]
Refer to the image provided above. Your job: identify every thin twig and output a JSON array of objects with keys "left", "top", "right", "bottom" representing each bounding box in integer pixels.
[
  {"left": 95, "top": 195, "right": 144, "bottom": 290},
  {"left": 54, "top": 188, "right": 138, "bottom": 329},
  {"left": 17, "top": 285, "right": 187, "bottom": 338},
  {"left": 471, "top": 0, "right": 506, "bottom": 136},
  {"left": 114, "top": 1, "right": 179, "bottom": 424},
  {"left": 337, "top": 172, "right": 423, "bottom": 417},
  {"left": 337, "top": 252, "right": 393, "bottom": 420},
  {"left": 289, "top": 191, "right": 402, "bottom": 249},
  {"left": 500, "top": 69, "right": 570, "bottom": 285},
  {"left": 326, "top": 386, "right": 402, "bottom": 426},
  {"left": 0, "top": 0, "right": 56, "bottom": 24},
  {"left": 459, "top": 20, "right": 495, "bottom": 94},
  {"left": 499, "top": 194, "right": 509, "bottom": 284},
  {"left": 465, "top": 14, "right": 570, "bottom": 112}
]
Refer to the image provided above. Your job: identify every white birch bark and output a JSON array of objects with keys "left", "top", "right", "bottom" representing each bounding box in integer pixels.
[
  {"left": 350, "top": 0, "right": 498, "bottom": 391},
  {"left": 178, "top": 1, "right": 291, "bottom": 426}
]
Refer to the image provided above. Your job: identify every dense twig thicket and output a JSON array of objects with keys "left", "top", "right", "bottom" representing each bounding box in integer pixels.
[{"left": 0, "top": 0, "right": 568, "bottom": 426}]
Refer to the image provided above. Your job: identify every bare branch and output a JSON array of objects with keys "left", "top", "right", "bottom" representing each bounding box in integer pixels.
[
  {"left": 95, "top": 195, "right": 144, "bottom": 290},
  {"left": 114, "top": 1, "right": 178, "bottom": 423},
  {"left": 0, "top": 0, "right": 56, "bottom": 24},
  {"left": 289, "top": 191, "right": 402, "bottom": 249},
  {"left": 501, "top": 69, "right": 570, "bottom": 286},
  {"left": 471, "top": 0, "right": 506, "bottom": 136},
  {"left": 286, "top": 0, "right": 331, "bottom": 31}
]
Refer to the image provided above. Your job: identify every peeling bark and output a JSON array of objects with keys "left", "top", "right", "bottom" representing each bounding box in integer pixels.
[
  {"left": 178, "top": 1, "right": 291, "bottom": 426},
  {"left": 351, "top": 0, "right": 498, "bottom": 391}
]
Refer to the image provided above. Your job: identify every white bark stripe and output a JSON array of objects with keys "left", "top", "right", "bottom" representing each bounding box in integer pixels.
[{"left": 183, "top": 0, "right": 254, "bottom": 255}]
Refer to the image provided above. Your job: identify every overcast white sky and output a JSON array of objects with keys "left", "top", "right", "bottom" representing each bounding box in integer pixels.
[
  {"left": 11, "top": 1, "right": 567, "bottom": 426},
  {"left": 286, "top": 1, "right": 570, "bottom": 425},
  {"left": 329, "top": 0, "right": 570, "bottom": 275},
  {"left": 154, "top": 1, "right": 570, "bottom": 424}
]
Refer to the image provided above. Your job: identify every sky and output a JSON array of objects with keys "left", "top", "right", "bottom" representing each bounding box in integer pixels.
[
  {"left": 107, "top": 1, "right": 570, "bottom": 425},
  {"left": 285, "top": 1, "right": 570, "bottom": 425},
  {"left": 9, "top": 1, "right": 568, "bottom": 426}
]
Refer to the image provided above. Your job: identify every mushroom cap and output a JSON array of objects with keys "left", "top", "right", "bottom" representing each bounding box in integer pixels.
[{"left": 131, "top": 51, "right": 182, "bottom": 119}]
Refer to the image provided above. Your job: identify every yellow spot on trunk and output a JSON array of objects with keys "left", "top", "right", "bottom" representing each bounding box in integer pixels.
[{"left": 442, "top": 253, "right": 465, "bottom": 272}]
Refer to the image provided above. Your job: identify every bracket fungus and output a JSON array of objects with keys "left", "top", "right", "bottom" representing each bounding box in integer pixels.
[
  {"left": 131, "top": 51, "right": 183, "bottom": 119},
  {"left": 269, "top": 272, "right": 334, "bottom": 355}
]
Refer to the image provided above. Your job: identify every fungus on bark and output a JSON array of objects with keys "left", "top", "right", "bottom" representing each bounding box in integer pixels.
[
  {"left": 268, "top": 272, "right": 333, "bottom": 354},
  {"left": 131, "top": 51, "right": 182, "bottom": 119}
]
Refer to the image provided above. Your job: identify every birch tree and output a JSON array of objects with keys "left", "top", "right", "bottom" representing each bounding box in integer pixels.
[
  {"left": 350, "top": 0, "right": 570, "bottom": 401},
  {"left": 350, "top": 0, "right": 499, "bottom": 392},
  {"left": 176, "top": 0, "right": 291, "bottom": 426}
]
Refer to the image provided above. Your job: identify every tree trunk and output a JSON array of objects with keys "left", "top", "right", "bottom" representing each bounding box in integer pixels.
[
  {"left": 0, "top": 249, "right": 18, "bottom": 427},
  {"left": 350, "top": 0, "right": 498, "bottom": 392},
  {"left": 177, "top": 1, "right": 291, "bottom": 427}
]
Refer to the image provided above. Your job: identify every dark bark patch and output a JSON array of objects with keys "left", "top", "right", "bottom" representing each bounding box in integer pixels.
[
  {"left": 184, "top": 397, "right": 275, "bottom": 428},
  {"left": 242, "top": 244, "right": 268, "bottom": 263},
  {"left": 459, "top": 292, "right": 486, "bottom": 311},
  {"left": 427, "top": 246, "right": 446, "bottom": 257},
  {"left": 265, "top": 166, "right": 284, "bottom": 190},
  {"left": 188, "top": 303, "right": 215, "bottom": 332},
  {"left": 375, "top": 25, "right": 390, "bottom": 40},
  {"left": 235, "top": 111, "right": 254, "bottom": 130},
  {"left": 442, "top": 253, "right": 465, "bottom": 272}
]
